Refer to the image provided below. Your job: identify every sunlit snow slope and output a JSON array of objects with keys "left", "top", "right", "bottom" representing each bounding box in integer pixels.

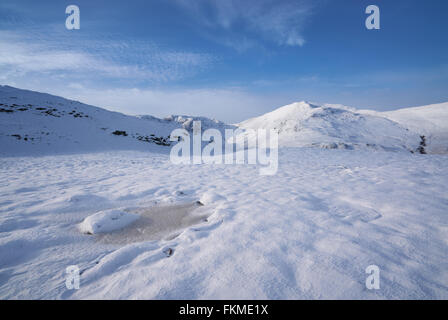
[
  {"left": 1, "top": 86, "right": 447, "bottom": 155},
  {"left": 238, "top": 101, "right": 423, "bottom": 152},
  {"left": 0, "top": 85, "right": 231, "bottom": 156},
  {"left": 379, "top": 102, "right": 448, "bottom": 154}
]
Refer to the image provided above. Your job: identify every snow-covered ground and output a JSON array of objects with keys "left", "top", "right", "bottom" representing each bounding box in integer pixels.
[
  {"left": 0, "top": 149, "right": 447, "bottom": 299},
  {"left": 1, "top": 86, "right": 448, "bottom": 299}
]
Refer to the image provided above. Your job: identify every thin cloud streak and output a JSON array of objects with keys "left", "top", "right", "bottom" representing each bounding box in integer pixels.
[
  {"left": 0, "top": 30, "right": 214, "bottom": 83},
  {"left": 176, "top": 0, "right": 315, "bottom": 50}
]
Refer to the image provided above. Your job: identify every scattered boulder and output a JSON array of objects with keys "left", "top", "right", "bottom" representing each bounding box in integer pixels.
[
  {"left": 112, "top": 130, "right": 128, "bottom": 136},
  {"left": 163, "top": 248, "right": 174, "bottom": 257}
]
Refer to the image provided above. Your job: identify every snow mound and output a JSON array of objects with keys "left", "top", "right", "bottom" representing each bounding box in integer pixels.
[
  {"left": 238, "top": 101, "right": 420, "bottom": 152},
  {"left": 79, "top": 209, "right": 140, "bottom": 235},
  {"left": 199, "top": 191, "right": 226, "bottom": 206}
]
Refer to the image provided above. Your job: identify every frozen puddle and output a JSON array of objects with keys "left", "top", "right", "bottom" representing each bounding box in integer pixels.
[{"left": 92, "top": 202, "right": 209, "bottom": 244}]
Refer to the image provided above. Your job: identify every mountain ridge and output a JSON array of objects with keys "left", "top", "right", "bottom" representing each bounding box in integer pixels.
[
  {"left": 237, "top": 101, "right": 424, "bottom": 152},
  {"left": 1, "top": 85, "right": 447, "bottom": 155}
]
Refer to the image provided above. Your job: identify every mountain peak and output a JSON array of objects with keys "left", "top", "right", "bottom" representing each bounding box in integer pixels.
[
  {"left": 238, "top": 100, "right": 421, "bottom": 152},
  {"left": 279, "top": 101, "right": 320, "bottom": 111}
]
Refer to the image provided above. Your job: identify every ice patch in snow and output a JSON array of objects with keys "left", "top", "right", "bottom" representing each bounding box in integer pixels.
[
  {"left": 95, "top": 202, "right": 209, "bottom": 244},
  {"left": 79, "top": 209, "right": 140, "bottom": 235}
]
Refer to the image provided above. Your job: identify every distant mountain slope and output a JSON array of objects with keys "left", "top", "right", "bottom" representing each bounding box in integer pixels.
[
  {"left": 238, "top": 101, "right": 421, "bottom": 152},
  {"left": 0, "top": 86, "right": 231, "bottom": 156},
  {"left": 0, "top": 85, "right": 179, "bottom": 156},
  {"left": 1, "top": 85, "right": 447, "bottom": 156},
  {"left": 379, "top": 102, "right": 448, "bottom": 154},
  {"left": 140, "top": 114, "right": 234, "bottom": 132}
]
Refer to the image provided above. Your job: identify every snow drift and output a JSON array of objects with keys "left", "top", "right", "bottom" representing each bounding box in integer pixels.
[{"left": 79, "top": 209, "right": 140, "bottom": 235}]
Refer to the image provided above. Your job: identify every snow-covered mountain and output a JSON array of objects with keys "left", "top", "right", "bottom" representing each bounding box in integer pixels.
[
  {"left": 1, "top": 85, "right": 447, "bottom": 156},
  {"left": 237, "top": 101, "right": 423, "bottom": 152},
  {"left": 0, "top": 85, "right": 233, "bottom": 156},
  {"left": 378, "top": 102, "right": 448, "bottom": 154},
  {"left": 144, "top": 114, "right": 234, "bottom": 132}
]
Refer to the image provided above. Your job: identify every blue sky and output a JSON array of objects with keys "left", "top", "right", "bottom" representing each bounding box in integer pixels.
[{"left": 0, "top": 0, "right": 447, "bottom": 122}]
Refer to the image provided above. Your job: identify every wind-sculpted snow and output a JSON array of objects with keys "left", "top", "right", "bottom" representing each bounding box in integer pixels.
[
  {"left": 79, "top": 209, "right": 140, "bottom": 235},
  {"left": 0, "top": 149, "right": 447, "bottom": 299}
]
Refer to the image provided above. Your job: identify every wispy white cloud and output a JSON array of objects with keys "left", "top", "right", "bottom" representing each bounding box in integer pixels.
[
  {"left": 0, "top": 30, "right": 214, "bottom": 83},
  {"left": 176, "top": 0, "right": 315, "bottom": 49}
]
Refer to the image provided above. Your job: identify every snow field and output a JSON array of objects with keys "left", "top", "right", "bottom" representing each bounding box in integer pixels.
[{"left": 0, "top": 149, "right": 447, "bottom": 299}]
